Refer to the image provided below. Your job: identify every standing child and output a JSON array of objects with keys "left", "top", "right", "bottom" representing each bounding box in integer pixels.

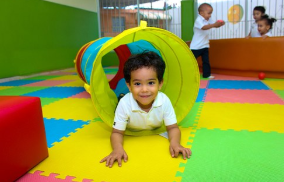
[
  {"left": 100, "top": 51, "right": 192, "bottom": 168},
  {"left": 190, "top": 3, "right": 225, "bottom": 79},
  {"left": 257, "top": 15, "right": 277, "bottom": 38},
  {"left": 246, "top": 6, "right": 266, "bottom": 38}
]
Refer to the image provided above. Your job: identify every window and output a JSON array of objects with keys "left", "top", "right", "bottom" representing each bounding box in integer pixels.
[{"left": 112, "top": 17, "right": 125, "bottom": 32}]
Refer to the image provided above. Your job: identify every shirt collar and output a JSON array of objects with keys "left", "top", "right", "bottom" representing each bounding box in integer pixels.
[
  {"left": 198, "top": 14, "right": 205, "bottom": 20},
  {"left": 198, "top": 14, "right": 207, "bottom": 22},
  {"left": 130, "top": 92, "right": 163, "bottom": 112}
]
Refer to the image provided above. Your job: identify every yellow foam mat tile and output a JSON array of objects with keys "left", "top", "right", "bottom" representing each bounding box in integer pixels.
[
  {"left": 0, "top": 86, "right": 12, "bottom": 91},
  {"left": 50, "top": 75, "right": 80, "bottom": 80},
  {"left": 197, "top": 102, "right": 284, "bottom": 133},
  {"left": 30, "top": 122, "right": 193, "bottom": 182},
  {"left": 59, "top": 79, "right": 85, "bottom": 87},
  {"left": 42, "top": 98, "right": 97, "bottom": 121},
  {"left": 263, "top": 80, "right": 284, "bottom": 90}
]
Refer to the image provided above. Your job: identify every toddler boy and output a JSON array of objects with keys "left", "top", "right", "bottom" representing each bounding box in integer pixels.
[
  {"left": 190, "top": 3, "right": 225, "bottom": 79},
  {"left": 100, "top": 51, "right": 192, "bottom": 167}
]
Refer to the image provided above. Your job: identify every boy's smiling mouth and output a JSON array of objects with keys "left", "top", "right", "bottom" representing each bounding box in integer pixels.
[{"left": 140, "top": 95, "right": 151, "bottom": 98}]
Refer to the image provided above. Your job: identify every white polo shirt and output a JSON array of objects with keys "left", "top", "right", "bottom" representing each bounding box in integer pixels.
[
  {"left": 190, "top": 15, "right": 215, "bottom": 50},
  {"left": 113, "top": 92, "right": 177, "bottom": 131},
  {"left": 264, "top": 31, "right": 272, "bottom": 37}
]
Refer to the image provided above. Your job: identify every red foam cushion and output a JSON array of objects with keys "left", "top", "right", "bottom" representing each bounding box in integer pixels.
[{"left": 0, "top": 96, "right": 48, "bottom": 182}]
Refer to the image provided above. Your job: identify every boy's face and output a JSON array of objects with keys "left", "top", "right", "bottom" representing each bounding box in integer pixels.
[
  {"left": 253, "top": 10, "right": 263, "bottom": 21},
  {"left": 258, "top": 20, "right": 270, "bottom": 35},
  {"left": 200, "top": 6, "right": 213, "bottom": 21},
  {"left": 126, "top": 67, "right": 163, "bottom": 111}
]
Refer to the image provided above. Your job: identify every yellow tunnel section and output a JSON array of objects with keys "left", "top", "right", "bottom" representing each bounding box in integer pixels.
[{"left": 77, "top": 21, "right": 200, "bottom": 136}]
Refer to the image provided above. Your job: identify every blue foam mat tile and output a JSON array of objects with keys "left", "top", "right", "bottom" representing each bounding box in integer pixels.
[
  {"left": 0, "top": 80, "right": 41, "bottom": 86},
  {"left": 196, "top": 89, "right": 206, "bottom": 102},
  {"left": 43, "top": 118, "right": 88, "bottom": 148},
  {"left": 23, "top": 87, "right": 85, "bottom": 98},
  {"left": 208, "top": 80, "right": 270, "bottom": 90}
]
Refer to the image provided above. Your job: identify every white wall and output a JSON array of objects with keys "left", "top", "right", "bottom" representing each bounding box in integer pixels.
[
  {"left": 168, "top": 7, "right": 181, "bottom": 38},
  {"left": 44, "top": 0, "right": 97, "bottom": 12}
]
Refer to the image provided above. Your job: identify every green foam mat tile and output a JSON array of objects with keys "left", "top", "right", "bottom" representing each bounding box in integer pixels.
[
  {"left": 200, "top": 75, "right": 210, "bottom": 80},
  {"left": 179, "top": 102, "right": 202, "bottom": 128},
  {"left": 178, "top": 128, "right": 284, "bottom": 182},
  {"left": 0, "top": 86, "right": 47, "bottom": 95},
  {"left": 274, "top": 90, "right": 284, "bottom": 100},
  {"left": 40, "top": 98, "right": 62, "bottom": 106},
  {"left": 105, "top": 71, "right": 118, "bottom": 74}
]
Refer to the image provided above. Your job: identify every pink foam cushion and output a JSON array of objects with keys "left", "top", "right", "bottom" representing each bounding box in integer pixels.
[{"left": 0, "top": 96, "right": 48, "bottom": 182}]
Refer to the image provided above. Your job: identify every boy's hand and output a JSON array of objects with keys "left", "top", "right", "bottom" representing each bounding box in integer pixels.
[
  {"left": 166, "top": 124, "right": 191, "bottom": 160},
  {"left": 214, "top": 21, "right": 225, "bottom": 28},
  {"left": 170, "top": 142, "right": 192, "bottom": 160},
  {"left": 100, "top": 149, "right": 128, "bottom": 168}
]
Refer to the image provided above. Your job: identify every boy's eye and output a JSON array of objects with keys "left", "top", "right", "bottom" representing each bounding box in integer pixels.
[
  {"left": 149, "top": 81, "right": 155, "bottom": 85},
  {"left": 134, "top": 82, "right": 141, "bottom": 86}
]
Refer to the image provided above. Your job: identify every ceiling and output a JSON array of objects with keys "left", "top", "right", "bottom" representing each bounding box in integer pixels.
[{"left": 100, "top": 0, "right": 161, "bottom": 7}]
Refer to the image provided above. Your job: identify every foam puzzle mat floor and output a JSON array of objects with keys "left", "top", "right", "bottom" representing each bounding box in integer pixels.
[{"left": 1, "top": 68, "right": 284, "bottom": 182}]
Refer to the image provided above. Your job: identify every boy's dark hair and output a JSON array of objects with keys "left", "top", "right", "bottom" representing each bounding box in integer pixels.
[
  {"left": 260, "top": 14, "right": 277, "bottom": 29},
  {"left": 123, "top": 51, "right": 165, "bottom": 83},
  {"left": 254, "top": 6, "right": 266, "bottom": 14},
  {"left": 198, "top": 3, "right": 212, "bottom": 13}
]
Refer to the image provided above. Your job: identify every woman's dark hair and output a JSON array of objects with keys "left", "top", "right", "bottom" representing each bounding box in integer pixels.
[
  {"left": 259, "top": 14, "right": 277, "bottom": 29},
  {"left": 254, "top": 6, "right": 266, "bottom": 14},
  {"left": 123, "top": 51, "right": 165, "bottom": 83}
]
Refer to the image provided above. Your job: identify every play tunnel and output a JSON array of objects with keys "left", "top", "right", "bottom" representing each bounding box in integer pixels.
[{"left": 74, "top": 21, "right": 200, "bottom": 136}]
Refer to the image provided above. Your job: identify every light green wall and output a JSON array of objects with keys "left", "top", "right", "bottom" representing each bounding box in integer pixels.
[
  {"left": 181, "top": 0, "right": 195, "bottom": 41},
  {"left": 0, "top": 0, "right": 99, "bottom": 79},
  {"left": 102, "top": 51, "right": 119, "bottom": 67}
]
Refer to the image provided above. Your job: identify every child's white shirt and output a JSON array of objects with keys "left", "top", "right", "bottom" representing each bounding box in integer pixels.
[
  {"left": 113, "top": 92, "right": 177, "bottom": 131},
  {"left": 190, "top": 14, "right": 215, "bottom": 50},
  {"left": 264, "top": 31, "right": 272, "bottom": 37}
]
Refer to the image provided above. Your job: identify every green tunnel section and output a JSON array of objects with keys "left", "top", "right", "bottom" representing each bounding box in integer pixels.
[{"left": 75, "top": 22, "right": 200, "bottom": 135}]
